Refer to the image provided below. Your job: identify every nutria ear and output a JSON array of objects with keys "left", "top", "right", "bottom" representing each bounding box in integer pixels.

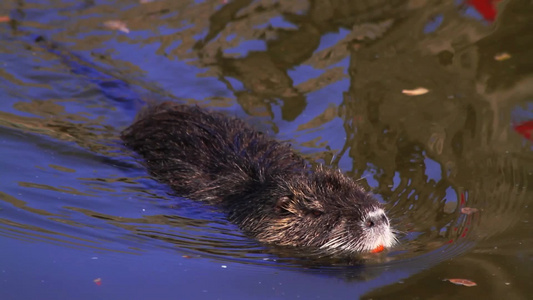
[{"left": 274, "top": 196, "right": 292, "bottom": 214}]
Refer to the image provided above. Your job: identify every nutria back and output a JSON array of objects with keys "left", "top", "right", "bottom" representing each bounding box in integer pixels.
[{"left": 122, "top": 102, "right": 395, "bottom": 255}]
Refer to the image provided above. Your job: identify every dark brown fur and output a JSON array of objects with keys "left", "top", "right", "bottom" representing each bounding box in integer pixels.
[{"left": 122, "top": 102, "right": 395, "bottom": 255}]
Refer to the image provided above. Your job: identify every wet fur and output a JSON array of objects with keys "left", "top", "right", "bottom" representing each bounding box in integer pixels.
[{"left": 122, "top": 102, "right": 395, "bottom": 255}]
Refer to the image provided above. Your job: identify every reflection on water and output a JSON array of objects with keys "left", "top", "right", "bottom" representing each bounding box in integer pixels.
[{"left": 0, "top": 0, "right": 532, "bottom": 298}]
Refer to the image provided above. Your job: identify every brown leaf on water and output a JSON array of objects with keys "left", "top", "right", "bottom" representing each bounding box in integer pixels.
[
  {"left": 494, "top": 52, "right": 511, "bottom": 61},
  {"left": 461, "top": 207, "right": 479, "bottom": 215},
  {"left": 104, "top": 20, "right": 130, "bottom": 33},
  {"left": 0, "top": 16, "right": 11, "bottom": 23},
  {"left": 402, "top": 87, "right": 429, "bottom": 96},
  {"left": 446, "top": 278, "right": 477, "bottom": 287}
]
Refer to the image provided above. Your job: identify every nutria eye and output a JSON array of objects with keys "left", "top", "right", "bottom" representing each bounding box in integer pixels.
[
  {"left": 311, "top": 210, "right": 323, "bottom": 217},
  {"left": 365, "top": 220, "right": 375, "bottom": 228}
]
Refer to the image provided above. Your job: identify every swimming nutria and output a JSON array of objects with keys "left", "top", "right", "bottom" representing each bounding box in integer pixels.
[{"left": 121, "top": 102, "right": 396, "bottom": 255}]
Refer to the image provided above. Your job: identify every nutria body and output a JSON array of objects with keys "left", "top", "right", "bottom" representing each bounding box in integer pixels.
[{"left": 122, "top": 102, "right": 395, "bottom": 255}]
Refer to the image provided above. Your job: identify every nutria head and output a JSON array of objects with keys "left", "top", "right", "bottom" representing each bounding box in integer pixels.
[{"left": 225, "top": 166, "right": 396, "bottom": 256}]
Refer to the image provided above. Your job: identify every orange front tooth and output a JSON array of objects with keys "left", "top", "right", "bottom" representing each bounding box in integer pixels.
[{"left": 371, "top": 244, "right": 385, "bottom": 253}]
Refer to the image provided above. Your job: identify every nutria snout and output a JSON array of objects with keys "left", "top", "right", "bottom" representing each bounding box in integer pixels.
[{"left": 121, "top": 102, "right": 396, "bottom": 255}]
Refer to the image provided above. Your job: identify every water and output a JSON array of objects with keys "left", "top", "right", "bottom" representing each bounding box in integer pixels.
[{"left": 1, "top": 0, "right": 532, "bottom": 299}]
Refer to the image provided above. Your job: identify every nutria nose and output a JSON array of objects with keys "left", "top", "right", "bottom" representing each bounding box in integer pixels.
[{"left": 365, "top": 211, "right": 389, "bottom": 228}]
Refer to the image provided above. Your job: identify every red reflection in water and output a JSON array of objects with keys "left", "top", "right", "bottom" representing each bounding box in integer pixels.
[
  {"left": 468, "top": 0, "right": 501, "bottom": 21},
  {"left": 514, "top": 120, "right": 533, "bottom": 140}
]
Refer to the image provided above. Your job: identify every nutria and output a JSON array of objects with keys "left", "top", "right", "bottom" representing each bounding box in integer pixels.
[{"left": 121, "top": 102, "right": 396, "bottom": 255}]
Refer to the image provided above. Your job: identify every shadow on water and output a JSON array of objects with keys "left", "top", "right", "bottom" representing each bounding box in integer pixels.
[{"left": 0, "top": 0, "right": 532, "bottom": 299}]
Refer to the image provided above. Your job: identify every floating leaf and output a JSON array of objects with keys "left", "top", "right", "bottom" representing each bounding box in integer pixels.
[
  {"left": 402, "top": 87, "right": 429, "bottom": 96},
  {"left": 0, "top": 16, "right": 10, "bottom": 23},
  {"left": 494, "top": 52, "right": 511, "bottom": 61},
  {"left": 93, "top": 278, "right": 102, "bottom": 286},
  {"left": 104, "top": 20, "right": 130, "bottom": 33},
  {"left": 446, "top": 278, "right": 477, "bottom": 287},
  {"left": 461, "top": 207, "right": 479, "bottom": 215}
]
